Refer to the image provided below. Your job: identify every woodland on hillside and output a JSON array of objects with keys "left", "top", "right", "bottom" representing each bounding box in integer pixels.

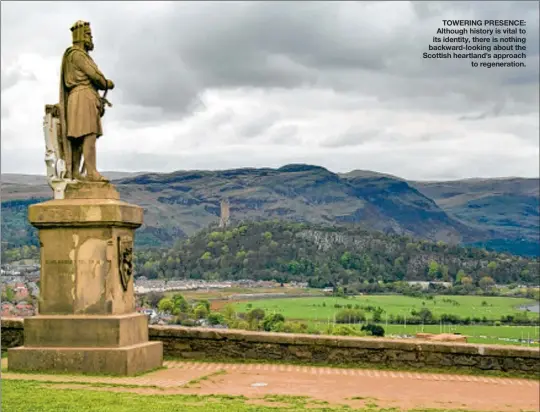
[{"left": 133, "top": 221, "right": 539, "bottom": 289}]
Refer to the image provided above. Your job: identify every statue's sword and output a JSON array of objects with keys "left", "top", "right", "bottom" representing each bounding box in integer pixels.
[{"left": 101, "top": 88, "right": 113, "bottom": 111}]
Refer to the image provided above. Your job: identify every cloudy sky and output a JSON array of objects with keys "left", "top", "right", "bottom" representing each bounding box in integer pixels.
[{"left": 1, "top": 1, "right": 538, "bottom": 180}]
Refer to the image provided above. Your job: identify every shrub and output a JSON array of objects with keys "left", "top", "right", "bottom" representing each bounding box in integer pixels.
[
  {"left": 157, "top": 298, "right": 174, "bottom": 314},
  {"left": 228, "top": 320, "right": 250, "bottom": 330},
  {"left": 262, "top": 313, "right": 286, "bottom": 332},
  {"left": 440, "top": 313, "right": 461, "bottom": 324},
  {"left": 207, "top": 312, "right": 225, "bottom": 326},
  {"left": 331, "top": 325, "right": 360, "bottom": 336},
  {"left": 194, "top": 304, "right": 209, "bottom": 319},
  {"left": 246, "top": 308, "right": 266, "bottom": 323},
  {"left": 361, "top": 324, "right": 385, "bottom": 337}
]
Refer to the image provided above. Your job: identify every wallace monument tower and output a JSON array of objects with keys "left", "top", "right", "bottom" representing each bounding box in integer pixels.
[{"left": 8, "top": 21, "right": 163, "bottom": 375}]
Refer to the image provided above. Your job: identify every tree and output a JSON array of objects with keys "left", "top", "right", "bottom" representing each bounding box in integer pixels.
[
  {"left": 200, "top": 251, "right": 212, "bottom": 260},
  {"left": 427, "top": 261, "right": 439, "bottom": 279},
  {"left": 262, "top": 313, "right": 285, "bottom": 331},
  {"left": 372, "top": 307, "right": 384, "bottom": 323},
  {"left": 461, "top": 276, "right": 473, "bottom": 286},
  {"left": 194, "top": 304, "right": 209, "bottom": 319},
  {"left": 455, "top": 269, "right": 466, "bottom": 284},
  {"left": 246, "top": 308, "right": 266, "bottom": 323},
  {"left": 361, "top": 324, "right": 385, "bottom": 337},
  {"left": 222, "top": 304, "right": 237, "bottom": 322},
  {"left": 207, "top": 312, "right": 225, "bottom": 326},
  {"left": 157, "top": 298, "right": 174, "bottom": 314},
  {"left": 334, "top": 287, "right": 345, "bottom": 298},
  {"left": 197, "top": 299, "right": 211, "bottom": 312},
  {"left": 2, "top": 286, "right": 15, "bottom": 302},
  {"left": 439, "top": 264, "right": 449, "bottom": 281},
  {"left": 146, "top": 291, "right": 165, "bottom": 308},
  {"left": 417, "top": 308, "right": 434, "bottom": 324},
  {"left": 171, "top": 294, "right": 189, "bottom": 313},
  {"left": 335, "top": 309, "right": 366, "bottom": 324},
  {"left": 479, "top": 276, "right": 495, "bottom": 291}
]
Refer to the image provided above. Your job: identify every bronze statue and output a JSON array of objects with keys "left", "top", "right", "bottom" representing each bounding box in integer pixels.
[{"left": 58, "top": 20, "right": 114, "bottom": 182}]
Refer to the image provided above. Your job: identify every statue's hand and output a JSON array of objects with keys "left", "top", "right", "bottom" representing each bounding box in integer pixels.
[{"left": 107, "top": 79, "right": 115, "bottom": 90}]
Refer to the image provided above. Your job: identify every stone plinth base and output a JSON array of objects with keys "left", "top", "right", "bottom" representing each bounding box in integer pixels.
[
  {"left": 8, "top": 313, "right": 163, "bottom": 376},
  {"left": 24, "top": 314, "right": 150, "bottom": 347},
  {"left": 8, "top": 341, "right": 163, "bottom": 376}
]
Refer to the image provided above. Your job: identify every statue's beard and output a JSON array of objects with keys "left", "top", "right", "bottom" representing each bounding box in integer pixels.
[{"left": 85, "top": 40, "right": 94, "bottom": 51}]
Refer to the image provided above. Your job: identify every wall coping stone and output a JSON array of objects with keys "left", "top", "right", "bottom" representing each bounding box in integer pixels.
[{"left": 148, "top": 324, "right": 540, "bottom": 358}]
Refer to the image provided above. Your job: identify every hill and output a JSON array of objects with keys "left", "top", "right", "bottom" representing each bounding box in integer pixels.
[
  {"left": 1, "top": 165, "right": 538, "bottom": 256},
  {"left": 133, "top": 220, "right": 539, "bottom": 287},
  {"left": 412, "top": 178, "right": 539, "bottom": 256}
]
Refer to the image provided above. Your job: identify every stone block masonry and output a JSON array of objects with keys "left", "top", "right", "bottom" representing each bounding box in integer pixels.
[{"left": 2, "top": 318, "right": 538, "bottom": 376}]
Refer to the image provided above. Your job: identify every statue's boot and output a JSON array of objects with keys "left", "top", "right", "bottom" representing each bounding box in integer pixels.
[
  {"left": 86, "top": 172, "right": 109, "bottom": 182},
  {"left": 83, "top": 133, "right": 109, "bottom": 182}
]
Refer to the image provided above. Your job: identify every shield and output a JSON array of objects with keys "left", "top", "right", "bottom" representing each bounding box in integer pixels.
[{"left": 117, "top": 236, "right": 134, "bottom": 292}]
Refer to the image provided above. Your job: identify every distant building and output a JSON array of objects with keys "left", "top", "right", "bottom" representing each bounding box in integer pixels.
[
  {"left": 219, "top": 198, "right": 230, "bottom": 228},
  {"left": 406, "top": 281, "right": 452, "bottom": 290}
]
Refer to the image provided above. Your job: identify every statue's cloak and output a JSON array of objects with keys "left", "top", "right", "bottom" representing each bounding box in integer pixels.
[{"left": 58, "top": 47, "right": 76, "bottom": 179}]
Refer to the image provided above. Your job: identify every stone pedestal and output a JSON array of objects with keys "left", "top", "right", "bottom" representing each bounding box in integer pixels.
[{"left": 8, "top": 182, "right": 163, "bottom": 376}]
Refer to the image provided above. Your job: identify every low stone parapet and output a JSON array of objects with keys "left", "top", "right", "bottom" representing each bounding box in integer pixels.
[{"left": 2, "top": 318, "right": 538, "bottom": 375}]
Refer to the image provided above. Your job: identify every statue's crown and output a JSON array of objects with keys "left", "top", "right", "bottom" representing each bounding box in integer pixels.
[
  {"left": 71, "top": 20, "right": 91, "bottom": 44},
  {"left": 71, "top": 20, "right": 90, "bottom": 32}
]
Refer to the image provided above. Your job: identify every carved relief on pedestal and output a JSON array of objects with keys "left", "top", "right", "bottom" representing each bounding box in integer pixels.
[{"left": 117, "top": 236, "right": 134, "bottom": 292}]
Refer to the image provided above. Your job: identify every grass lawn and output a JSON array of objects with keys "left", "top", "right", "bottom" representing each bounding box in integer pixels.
[
  {"left": 1, "top": 379, "right": 514, "bottom": 412},
  {"left": 234, "top": 295, "right": 537, "bottom": 322}
]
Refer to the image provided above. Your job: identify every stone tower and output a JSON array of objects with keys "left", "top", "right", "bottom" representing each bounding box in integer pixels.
[{"left": 219, "top": 198, "right": 230, "bottom": 228}]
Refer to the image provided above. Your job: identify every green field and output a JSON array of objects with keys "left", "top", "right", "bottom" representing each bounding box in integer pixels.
[
  {"left": 234, "top": 295, "right": 537, "bottom": 321},
  {"left": 305, "top": 321, "right": 540, "bottom": 345},
  {"left": 233, "top": 295, "right": 539, "bottom": 345}
]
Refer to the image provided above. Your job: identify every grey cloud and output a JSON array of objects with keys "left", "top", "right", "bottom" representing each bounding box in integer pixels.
[
  {"left": 321, "top": 128, "right": 383, "bottom": 148},
  {"left": 1, "top": 0, "right": 538, "bottom": 162},
  {"left": 268, "top": 124, "right": 300, "bottom": 145},
  {"left": 237, "top": 111, "right": 281, "bottom": 138},
  {"left": 459, "top": 100, "right": 506, "bottom": 121},
  {"left": 208, "top": 109, "right": 235, "bottom": 127},
  {"left": 2, "top": 1, "right": 538, "bottom": 121},
  {"left": 1, "top": 70, "right": 36, "bottom": 92}
]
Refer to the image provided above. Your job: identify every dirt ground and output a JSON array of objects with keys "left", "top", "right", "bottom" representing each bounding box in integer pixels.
[{"left": 3, "top": 359, "right": 539, "bottom": 411}]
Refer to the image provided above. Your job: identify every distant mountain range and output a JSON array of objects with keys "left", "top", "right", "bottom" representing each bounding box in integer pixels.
[{"left": 1, "top": 165, "right": 539, "bottom": 256}]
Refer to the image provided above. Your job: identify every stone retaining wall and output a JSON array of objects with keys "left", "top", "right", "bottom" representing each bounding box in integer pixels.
[{"left": 2, "top": 318, "right": 539, "bottom": 375}]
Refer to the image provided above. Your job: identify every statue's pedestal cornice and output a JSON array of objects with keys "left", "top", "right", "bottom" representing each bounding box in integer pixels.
[{"left": 29, "top": 182, "right": 142, "bottom": 229}]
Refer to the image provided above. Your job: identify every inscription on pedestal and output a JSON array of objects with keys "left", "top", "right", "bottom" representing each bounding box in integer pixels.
[
  {"left": 38, "top": 208, "right": 75, "bottom": 221},
  {"left": 46, "top": 259, "right": 107, "bottom": 265}
]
